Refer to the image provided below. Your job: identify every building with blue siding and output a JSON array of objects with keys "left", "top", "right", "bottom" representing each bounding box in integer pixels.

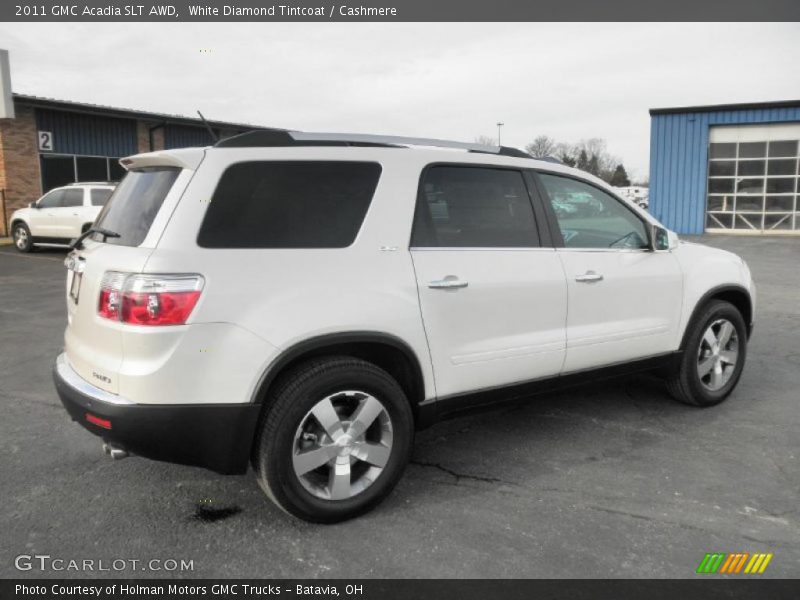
[{"left": 649, "top": 100, "right": 800, "bottom": 236}]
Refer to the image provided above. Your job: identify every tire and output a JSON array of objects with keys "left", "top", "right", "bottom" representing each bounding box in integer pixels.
[
  {"left": 254, "top": 356, "right": 414, "bottom": 523},
  {"left": 666, "top": 300, "right": 747, "bottom": 407},
  {"left": 12, "top": 222, "right": 33, "bottom": 253}
]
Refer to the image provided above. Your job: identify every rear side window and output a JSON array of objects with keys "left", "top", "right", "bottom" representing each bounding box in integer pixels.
[
  {"left": 93, "top": 168, "right": 180, "bottom": 247},
  {"left": 411, "top": 166, "right": 539, "bottom": 247},
  {"left": 62, "top": 189, "right": 84, "bottom": 208},
  {"left": 198, "top": 161, "right": 381, "bottom": 248},
  {"left": 91, "top": 188, "right": 114, "bottom": 206}
]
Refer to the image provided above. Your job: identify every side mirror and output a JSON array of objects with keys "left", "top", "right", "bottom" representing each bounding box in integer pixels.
[
  {"left": 666, "top": 229, "right": 679, "bottom": 250},
  {"left": 29, "top": 201, "right": 38, "bottom": 209},
  {"left": 649, "top": 225, "right": 673, "bottom": 251}
]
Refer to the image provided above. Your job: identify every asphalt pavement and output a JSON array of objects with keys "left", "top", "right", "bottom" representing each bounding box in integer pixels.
[{"left": 0, "top": 236, "right": 798, "bottom": 578}]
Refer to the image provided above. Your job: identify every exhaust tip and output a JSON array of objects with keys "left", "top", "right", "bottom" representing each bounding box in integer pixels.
[{"left": 102, "top": 442, "right": 129, "bottom": 460}]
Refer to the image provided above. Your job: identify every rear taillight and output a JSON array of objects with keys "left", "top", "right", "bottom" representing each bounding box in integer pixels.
[
  {"left": 98, "top": 271, "right": 126, "bottom": 320},
  {"left": 98, "top": 272, "right": 204, "bottom": 326}
]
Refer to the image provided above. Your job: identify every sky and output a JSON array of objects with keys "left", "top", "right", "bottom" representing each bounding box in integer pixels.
[{"left": 1, "top": 22, "right": 799, "bottom": 180}]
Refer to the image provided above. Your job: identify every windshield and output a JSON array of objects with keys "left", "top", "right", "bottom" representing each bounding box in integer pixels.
[{"left": 92, "top": 167, "right": 180, "bottom": 247}]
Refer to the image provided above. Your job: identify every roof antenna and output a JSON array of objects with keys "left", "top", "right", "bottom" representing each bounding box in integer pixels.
[{"left": 197, "top": 110, "right": 219, "bottom": 142}]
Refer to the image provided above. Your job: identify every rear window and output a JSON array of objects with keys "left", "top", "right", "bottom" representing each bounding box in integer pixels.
[
  {"left": 92, "top": 168, "right": 180, "bottom": 247},
  {"left": 91, "top": 188, "right": 114, "bottom": 206},
  {"left": 197, "top": 161, "right": 381, "bottom": 248}
]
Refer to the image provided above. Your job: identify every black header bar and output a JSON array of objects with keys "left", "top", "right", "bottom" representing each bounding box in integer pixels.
[{"left": 3, "top": 0, "right": 800, "bottom": 22}]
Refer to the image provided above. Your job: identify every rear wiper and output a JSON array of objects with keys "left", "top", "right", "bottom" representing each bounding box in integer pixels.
[{"left": 70, "top": 227, "right": 121, "bottom": 250}]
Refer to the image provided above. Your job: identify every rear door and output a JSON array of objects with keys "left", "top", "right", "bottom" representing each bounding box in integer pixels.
[
  {"left": 64, "top": 167, "right": 185, "bottom": 394},
  {"left": 55, "top": 187, "right": 86, "bottom": 238},
  {"left": 410, "top": 164, "right": 567, "bottom": 399},
  {"left": 534, "top": 171, "right": 683, "bottom": 373}
]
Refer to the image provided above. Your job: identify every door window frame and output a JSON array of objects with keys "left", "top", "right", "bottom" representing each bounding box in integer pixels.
[
  {"left": 409, "top": 162, "right": 554, "bottom": 250},
  {"left": 36, "top": 188, "right": 66, "bottom": 208},
  {"left": 529, "top": 169, "right": 653, "bottom": 252}
]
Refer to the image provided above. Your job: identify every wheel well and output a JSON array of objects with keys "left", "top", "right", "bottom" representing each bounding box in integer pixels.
[
  {"left": 683, "top": 286, "right": 753, "bottom": 349},
  {"left": 11, "top": 218, "right": 26, "bottom": 230},
  {"left": 254, "top": 338, "right": 426, "bottom": 417},
  {"left": 710, "top": 289, "right": 752, "bottom": 337}
]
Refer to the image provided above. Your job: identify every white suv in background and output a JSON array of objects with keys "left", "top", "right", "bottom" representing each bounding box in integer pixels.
[
  {"left": 53, "top": 131, "right": 755, "bottom": 522},
  {"left": 9, "top": 182, "right": 115, "bottom": 252}
]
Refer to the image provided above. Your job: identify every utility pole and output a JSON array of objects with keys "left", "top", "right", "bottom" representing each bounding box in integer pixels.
[{"left": 496, "top": 122, "right": 504, "bottom": 146}]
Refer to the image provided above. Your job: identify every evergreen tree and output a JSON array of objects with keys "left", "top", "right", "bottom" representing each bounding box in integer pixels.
[
  {"left": 576, "top": 149, "right": 590, "bottom": 172},
  {"left": 610, "top": 164, "right": 631, "bottom": 187},
  {"left": 587, "top": 154, "right": 600, "bottom": 177}
]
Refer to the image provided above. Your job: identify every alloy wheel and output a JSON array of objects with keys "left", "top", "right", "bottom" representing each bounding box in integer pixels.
[
  {"left": 697, "top": 318, "right": 739, "bottom": 391},
  {"left": 14, "top": 227, "right": 28, "bottom": 250},
  {"left": 292, "top": 390, "right": 393, "bottom": 501}
]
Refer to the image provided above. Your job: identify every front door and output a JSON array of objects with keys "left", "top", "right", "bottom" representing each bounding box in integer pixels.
[
  {"left": 536, "top": 172, "right": 683, "bottom": 373},
  {"left": 27, "top": 189, "right": 65, "bottom": 237},
  {"left": 410, "top": 165, "right": 567, "bottom": 399}
]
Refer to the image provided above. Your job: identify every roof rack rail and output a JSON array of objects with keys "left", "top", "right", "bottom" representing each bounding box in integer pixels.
[
  {"left": 215, "top": 129, "right": 533, "bottom": 158},
  {"left": 67, "top": 181, "right": 119, "bottom": 186}
]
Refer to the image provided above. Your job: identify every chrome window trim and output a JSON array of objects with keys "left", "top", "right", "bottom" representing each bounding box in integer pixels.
[
  {"left": 409, "top": 246, "right": 557, "bottom": 252},
  {"left": 554, "top": 247, "right": 652, "bottom": 253}
]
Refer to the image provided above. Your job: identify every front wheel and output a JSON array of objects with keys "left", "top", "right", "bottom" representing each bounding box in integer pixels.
[
  {"left": 666, "top": 300, "right": 748, "bottom": 407},
  {"left": 254, "top": 357, "right": 414, "bottom": 523},
  {"left": 13, "top": 223, "right": 33, "bottom": 253}
]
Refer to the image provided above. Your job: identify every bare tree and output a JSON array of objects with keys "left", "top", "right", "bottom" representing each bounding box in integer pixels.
[
  {"left": 474, "top": 135, "right": 497, "bottom": 146},
  {"left": 525, "top": 135, "right": 558, "bottom": 158},
  {"left": 554, "top": 142, "right": 578, "bottom": 166}
]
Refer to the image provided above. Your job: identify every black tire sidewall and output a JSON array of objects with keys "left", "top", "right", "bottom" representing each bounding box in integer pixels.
[
  {"left": 261, "top": 362, "right": 413, "bottom": 523},
  {"left": 681, "top": 301, "right": 747, "bottom": 406}
]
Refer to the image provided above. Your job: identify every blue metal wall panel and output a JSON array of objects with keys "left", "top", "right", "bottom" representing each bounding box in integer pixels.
[
  {"left": 35, "top": 109, "right": 137, "bottom": 157},
  {"left": 650, "top": 105, "right": 800, "bottom": 233},
  {"left": 164, "top": 124, "right": 216, "bottom": 149}
]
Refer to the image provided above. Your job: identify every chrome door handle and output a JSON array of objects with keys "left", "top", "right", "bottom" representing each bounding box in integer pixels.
[
  {"left": 428, "top": 277, "right": 469, "bottom": 289},
  {"left": 575, "top": 271, "right": 603, "bottom": 283}
]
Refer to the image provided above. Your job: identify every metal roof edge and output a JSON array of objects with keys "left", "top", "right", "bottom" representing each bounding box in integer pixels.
[{"left": 649, "top": 99, "right": 800, "bottom": 116}]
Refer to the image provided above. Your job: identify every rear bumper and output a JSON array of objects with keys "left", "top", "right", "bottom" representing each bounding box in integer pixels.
[{"left": 53, "top": 353, "right": 259, "bottom": 475}]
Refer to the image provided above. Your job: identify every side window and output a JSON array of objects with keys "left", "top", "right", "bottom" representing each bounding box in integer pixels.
[
  {"left": 62, "top": 189, "right": 84, "bottom": 208},
  {"left": 538, "top": 173, "right": 648, "bottom": 249},
  {"left": 91, "top": 188, "right": 114, "bottom": 207},
  {"left": 197, "top": 161, "right": 381, "bottom": 248},
  {"left": 411, "top": 166, "right": 539, "bottom": 248},
  {"left": 37, "top": 189, "right": 65, "bottom": 208}
]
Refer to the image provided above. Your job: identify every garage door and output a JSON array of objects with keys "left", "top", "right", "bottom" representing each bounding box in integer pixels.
[{"left": 706, "top": 123, "right": 800, "bottom": 234}]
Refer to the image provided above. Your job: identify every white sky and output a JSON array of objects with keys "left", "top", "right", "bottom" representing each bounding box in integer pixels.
[{"left": 1, "top": 22, "right": 799, "bottom": 179}]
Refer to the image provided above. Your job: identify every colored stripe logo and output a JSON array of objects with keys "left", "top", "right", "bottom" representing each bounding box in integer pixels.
[{"left": 696, "top": 552, "right": 773, "bottom": 574}]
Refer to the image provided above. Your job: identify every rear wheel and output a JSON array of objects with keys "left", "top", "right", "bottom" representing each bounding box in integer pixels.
[
  {"left": 666, "top": 300, "right": 747, "bottom": 407},
  {"left": 13, "top": 223, "right": 33, "bottom": 253},
  {"left": 254, "top": 356, "right": 414, "bottom": 523}
]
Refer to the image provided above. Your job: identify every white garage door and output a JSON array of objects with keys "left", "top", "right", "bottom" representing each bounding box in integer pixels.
[{"left": 706, "top": 123, "right": 800, "bottom": 234}]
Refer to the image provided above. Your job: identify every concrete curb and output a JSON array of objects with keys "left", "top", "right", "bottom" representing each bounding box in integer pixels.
[{"left": 0, "top": 237, "right": 12, "bottom": 246}]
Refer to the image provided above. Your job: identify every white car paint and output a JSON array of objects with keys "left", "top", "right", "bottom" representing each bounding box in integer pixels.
[
  {"left": 60, "top": 143, "right": 754, "bottom": 412},
  {"left": 9, "top": 183, "right": 115, "bottom": 247}
]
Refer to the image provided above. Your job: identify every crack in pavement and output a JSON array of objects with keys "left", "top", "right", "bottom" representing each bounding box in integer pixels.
[
  {"left": 410, "top": 460, "right": 506, "bottom": 484},
  {"left": 586, "top": 505, "right": 799, "bottom": 549}
]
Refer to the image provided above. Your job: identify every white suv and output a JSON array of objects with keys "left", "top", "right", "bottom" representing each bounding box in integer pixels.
[
  {"left": 53, "top": 131, "right": 755, "bottom": 522},
  {"left": 9, "top": 182, "right": 115, "bottom": 252}
]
